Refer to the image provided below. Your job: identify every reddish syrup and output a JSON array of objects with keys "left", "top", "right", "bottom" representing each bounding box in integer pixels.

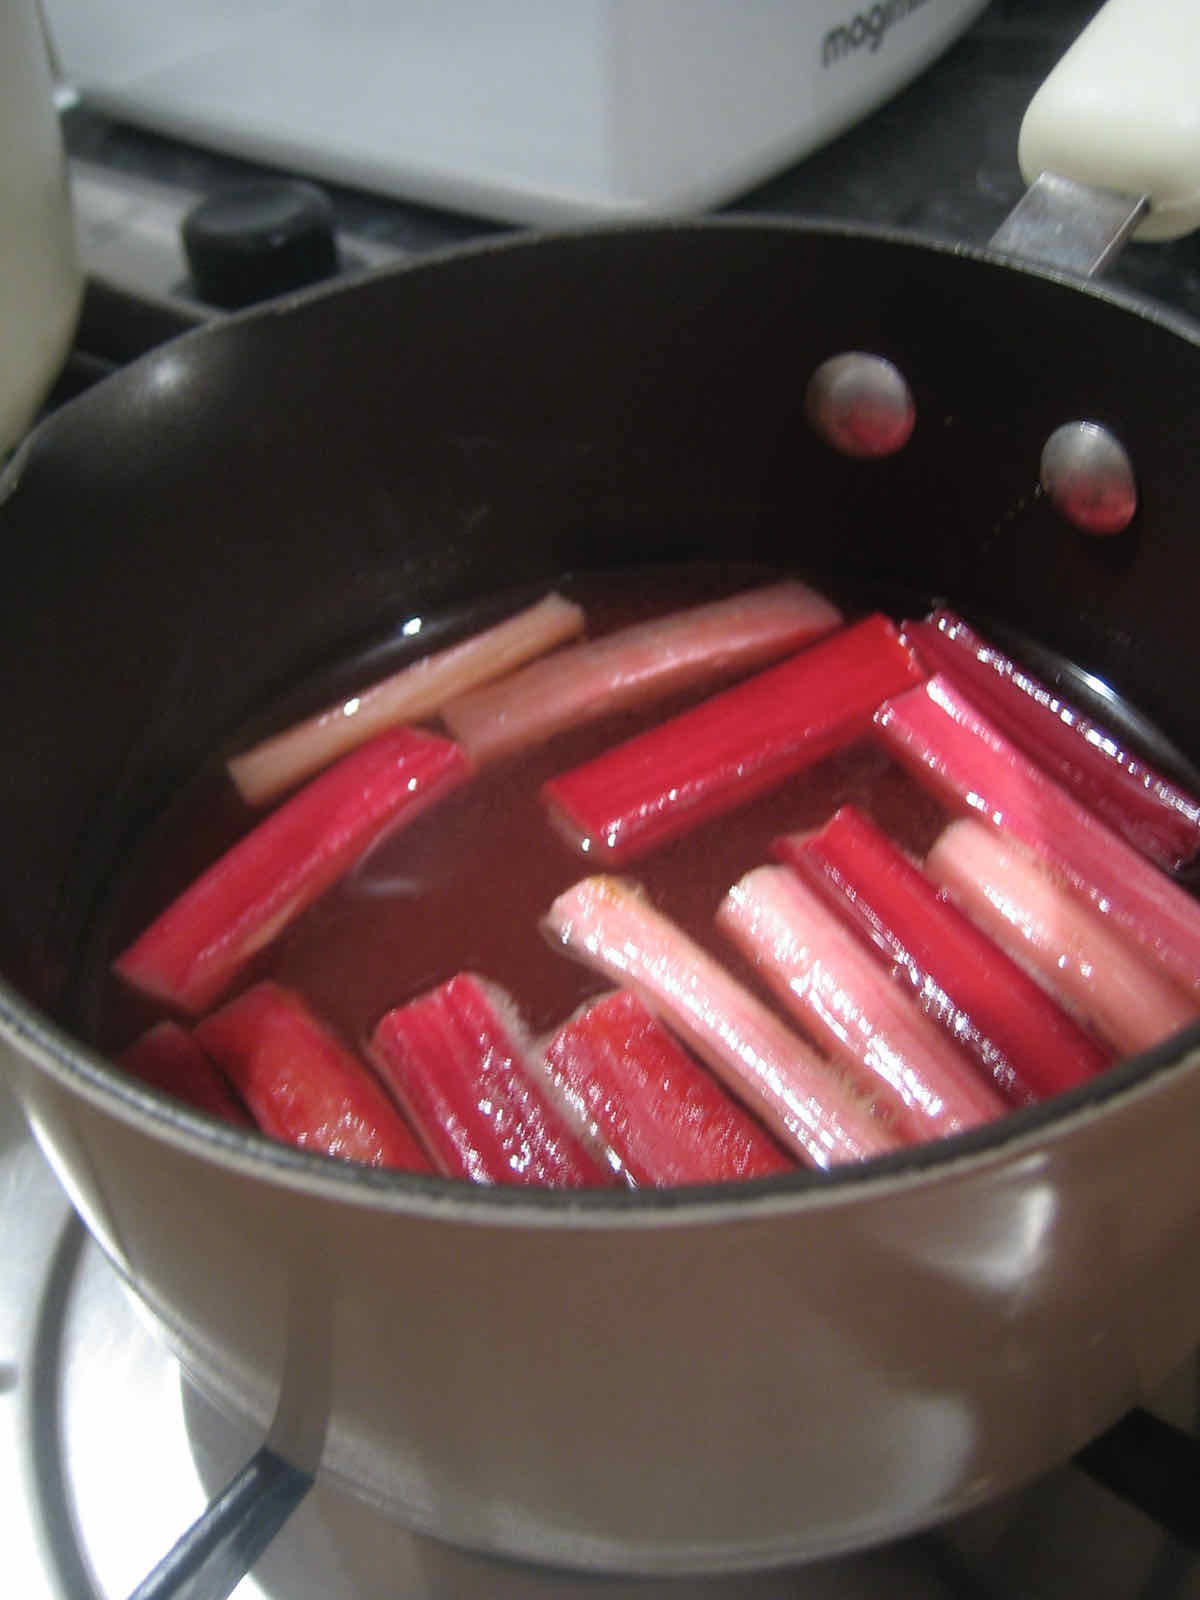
[{"left": 90, "top": 568, "right": 949, "bottom": 1062}]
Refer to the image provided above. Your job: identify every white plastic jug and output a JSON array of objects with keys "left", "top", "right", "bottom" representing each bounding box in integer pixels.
[{"left": 1, "top": 0, "right": 82, "bottom": 456}]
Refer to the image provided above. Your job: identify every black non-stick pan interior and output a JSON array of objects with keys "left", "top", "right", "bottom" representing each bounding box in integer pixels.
[{"left": 2, "top": 219, "right": 1198, "bottom": 1053}]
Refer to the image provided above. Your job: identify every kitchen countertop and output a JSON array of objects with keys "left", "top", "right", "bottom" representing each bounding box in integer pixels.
[{"left": 59, "top": 0, "right": 1200, "bottom": 348}]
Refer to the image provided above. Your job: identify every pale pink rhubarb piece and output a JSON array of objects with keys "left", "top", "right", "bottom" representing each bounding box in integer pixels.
[
  {"left": 926, "top": 819, "right": 1200, "bottom": 1058},
  {"left": 120, "top": 1020, "right": 251, "bottom": 1125},
  {"left": 228, "top": 592, "right": 584, "bottom": 804},
  {"left": 441, "top": 581, "right": 843, "bottom": 765},
  {"left": 542, "top": 614, "right": 924, "bottom": 865},
  {"left": 114, "top": 726, "right": 469, "bottom": 1014},
  {"left": 368, "top": 973, "right": 616, "bottom": 1187},
  {"left": 875, "top": 675, "right": 1200, "bottom": 998},
  {"left": 718, "top": 865, "right": 1005, "bottom": 1142},
  {"left": 543, "top": 988, "right": 795, "bottom": 1186},
  {"left": 544, "top": 876, "right": 899, "bottom": 1169},
  {"left": 194, "top": 982, "right": 432, "bottom": 1170},
  {"left": 903, "top": 609, "right": 1200, "bottom": 871},
  {"left": 774, "top": 805, "right": 1112, "bottom": 1104}
]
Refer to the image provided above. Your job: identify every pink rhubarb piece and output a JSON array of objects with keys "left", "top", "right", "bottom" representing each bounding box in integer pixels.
[
  {"left": 902, "top": 609, "right": 1200, "bottom": 871},
  {"left": 718, "top": 865, "right": 1005, "bottom": 1143},
  {"left": 369, "top": 973, "right": 617, "bottom": 1187},
  {"left": 120, "top": 1019, "right": 250, "bottom": 1125},
  {"left": 926, "top": 819, "right": 1200, "bottom": 1058},
  {"left": 542, "top": 613, "right": 924, "bottom": 865},
  {"left": 544, "top": 988, "right": 795, "bottom": 1186},
  {"left": 544, "top": 875, "right": 900, "bottom": 1169},
  {"left": 114, "top": 725, "right": 469, "bottom": 1015},
  {"left": 442, "top": 580, "right": 842, "bottom": 765},
  {"left": 194, "top": 982, "right": 432, "bottom": 1170},
  {"left": 774, "top": 805, "right": 1112, "bottom": 1104},
  {"left": 875, "top": 675, "right": 1200, "bottom": 998},
  {"left": 229, "top": 591, "right": 584, "bottom": 804}
]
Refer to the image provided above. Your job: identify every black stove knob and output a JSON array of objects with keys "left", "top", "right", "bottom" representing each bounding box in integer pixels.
[{"left": 182, "top": 178, "right": 339, "bottom": 309}]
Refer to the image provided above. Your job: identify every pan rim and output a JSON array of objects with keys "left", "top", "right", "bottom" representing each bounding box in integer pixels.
[
  {"left": 11, "top": 208, "right": 1200, "bottom": 469},
  {"left": 6, "top": 968, "right": 1199, "bottom": 1225}
]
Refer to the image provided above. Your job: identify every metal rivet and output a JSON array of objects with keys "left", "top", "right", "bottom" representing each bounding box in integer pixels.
[
  {"left": 805, "top": 353, "right": 916, "bottom": 459},
  {"left": 1040, "top": 421, "right": 1137, "bottom": 536}
]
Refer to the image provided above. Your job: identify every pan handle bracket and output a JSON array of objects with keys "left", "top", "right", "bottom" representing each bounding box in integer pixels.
[{"left": 988, "top": 172, "right": 1148, "bottom": 281}]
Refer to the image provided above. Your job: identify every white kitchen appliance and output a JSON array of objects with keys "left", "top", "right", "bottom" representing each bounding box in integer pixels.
[{"left": 40, "top": 0, "right": 990, "bottom": 224}]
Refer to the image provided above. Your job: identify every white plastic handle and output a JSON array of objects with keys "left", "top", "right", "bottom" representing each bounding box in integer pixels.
[{"left": 1018, "top": 0, "right": 1200, "bottom": 241}]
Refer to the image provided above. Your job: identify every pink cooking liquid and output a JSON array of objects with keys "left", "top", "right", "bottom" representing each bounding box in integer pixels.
[{"left": 88, "top": 569, "right": 963, "bottom": 1061}]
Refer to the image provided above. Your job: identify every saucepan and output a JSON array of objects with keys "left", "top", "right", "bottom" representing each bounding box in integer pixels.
[{"left": 3, "top": 0, "right": 1200, "bottom": 1580}]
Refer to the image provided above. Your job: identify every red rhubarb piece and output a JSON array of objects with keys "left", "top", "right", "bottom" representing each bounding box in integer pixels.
[
  {"left": 541, "top": 614, "right": 924, "bottom": 865},
  {"left": 368, "top": 973, "right": 616, "bottom": 1187},
  {"left": 120, "top": 1019, "right": 251, "bottom": 1125},
  {"left": 927, "top": 819, "right": 1200, "bottom": 1059},
  {"left": 544, "top": 875, "right": 900, "bottom": 1169},
  {"left": 717, "top": 865, "right": 1005, "bottom": 1142},
  {"left": 774, "top": 805, "right": 1112, "bottom": 1104},
  {"left": 194, "top": 982, "right": 432, "bottom": 1169},
  {"left": 875, "top": 676, "right": 1200, "bottom": 998},
  {"left": 229, "top": 591, "right": 584, "bottom": 804},
  {"left": 114, "top": 725, "right": 469, "bottom": 1014},
  {"left": 902, "top": 609, "right": 1200, "bottom": 871},
  {"left": 543, "top": 989, "right": 795, "bottom": 1186},
  {"left": 441, "top": 581, "right": 843, "bottom": 765}
]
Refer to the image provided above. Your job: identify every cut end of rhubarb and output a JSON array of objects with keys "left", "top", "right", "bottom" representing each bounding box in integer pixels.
[
  {"left": 545, "top": 873, "right": 901, "bottom": 1169},
  {"left": 120, "top": 1020, "right": 252, "bottom": 1126},
  {"left": 194, "top": 981, "right": 432, "bottom": 1171},
  {"left": 543, "top": 988, "right": 795, "bottom": 1186},
  {"left": 368, "top": 973, "right": 618, "bottom": 1187}
]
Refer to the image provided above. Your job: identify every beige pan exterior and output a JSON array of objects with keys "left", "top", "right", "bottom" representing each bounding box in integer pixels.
[{"left": 5, "top": 1016, "right": 1200, "bottom": 1574}]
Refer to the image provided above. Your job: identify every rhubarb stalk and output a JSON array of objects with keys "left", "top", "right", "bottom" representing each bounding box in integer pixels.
[
  {"left": 228, "top": 592, "right": 584, "bottom": 804},
  {"left": 774, "top": 805, "right": 1112, "bottom": 1104},
  {"left": 194, "top": 982, "right": 432, "bottom": 1169},
  {"left": 718, "top": 865, "right": 1005, "bottom": 1141},
  {"left": 544, "top": 876, "right": 900, "bottom": 1168},
  {"left": 926, "top": 819, "right": 1200, "bottom": 1058},
  {"left": 368, "top": 973, "right": 616, "bottom": 1186},
  {"left": 875, "top": 676, "right": 1200, "bottom": 997},
  {"left": 543, "top": 988, "right": 795, "bottom": 1185},
  {"left": 441, "top": 581, "right": 843, "bottom": 765},
  {"left": 120, "top": 1019, "right": 251, "bottom": 1125},
  {"left": 543, "top": 614, "right": 924, "bottom": 865},
  {"left": 114, "top": 725, "right": 469, "bottom": 1014},
  {"left": 902, "top": 609, "right": 1200, "bottom": 871}
]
